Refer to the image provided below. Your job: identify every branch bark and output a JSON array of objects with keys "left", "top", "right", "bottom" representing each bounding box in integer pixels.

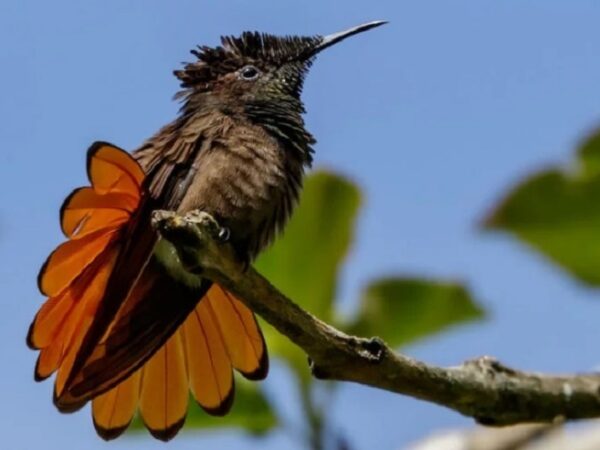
[{"left": 152, "top": 209, "right": 600, "bottom": 426}]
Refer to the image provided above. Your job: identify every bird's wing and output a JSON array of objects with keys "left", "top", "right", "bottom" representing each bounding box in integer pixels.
[
  {"left": 29, "top": 142, "right": 268, "bottom": 440},
  {"left": 51, "top": 141, "right": 199, "bottom": 411},
  {"left": 31, "top": 142, "right": 150, "bottom": 398}
]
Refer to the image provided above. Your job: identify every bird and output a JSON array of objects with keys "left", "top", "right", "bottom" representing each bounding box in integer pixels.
[{"left": 27, "top": 21, "right": 386, "bottom": 441}]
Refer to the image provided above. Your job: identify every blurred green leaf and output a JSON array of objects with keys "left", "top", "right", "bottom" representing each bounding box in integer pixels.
[
  {"left": 344, "top": 278, "right": 484, "bottom": 347},
  {"left": 256, "top": 170, "right": 360, "bottom": 375},
  {"left": 130, "top": 378, "right": 276, "bottom": 436},
  {"left": 256, "top": 170, "right": 360, "bottom": 321},
  {"left": 578, "top": 127, "right": 600, "bottom": 178},
  {"left": 484, "top": 129, "right": 600, "bottom": 285}
]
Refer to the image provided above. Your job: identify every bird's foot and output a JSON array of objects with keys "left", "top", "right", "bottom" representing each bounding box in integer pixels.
[
  {"left": 183, "top": 210, "right": 231, "bottom": 243},
  {"left": 217, "top": 227, "right": 231, "bottom": 243},
  {"left": 152, "top": 209, "right": 243, "bottom": 278},
  {"left": 151, "top": 209, "right": 177, "bottom": 225},
  {"left": 152, "top": 209, "right": 230, "bottom": 246},
  {"left": 151, "top": 210, "right": 182, "bottom": 235}
]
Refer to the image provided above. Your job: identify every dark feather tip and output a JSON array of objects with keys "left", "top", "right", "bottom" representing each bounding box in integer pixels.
[
  {"left": 239, "top": 346, "right": 269, "bottom": 381},
  {"left": 26, "top": 319, "right": 39, "bottom": 350},
  {"left": 85, "top": 141, "right": 109, "bottom": 183},
  {"left": 59, "top": 187, "right": 85, "bottom": 237},
  {"left": 36, "top": 255, "right": 51, "bottom": 296},
  {"left": 94, "top": 421, "right": 131, "bottom": 441},
  {"left": 145, "top": 416, "right": 186, "bottom": 442},
  {"left": 199, "top": 381, "right": 235, "bottom": 417},
  {"left": 53, "top": 389, "right": 87, "bottom": 414},
  {"left": 85, "top": 141, "right": 128, "bottom": 183},
  {"left": 33, "top": 356, "right": 51, "bottom": 382}
]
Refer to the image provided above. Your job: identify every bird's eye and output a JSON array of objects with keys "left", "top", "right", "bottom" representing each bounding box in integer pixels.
[{"left": 239, "top": 65, "right": 260, "bottom": 81}]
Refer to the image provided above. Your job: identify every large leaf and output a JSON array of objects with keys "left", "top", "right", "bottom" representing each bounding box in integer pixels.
[
  {"left": 344, "top": 278, "right": 484, "bottom": 347},
  {"left": 130, "top": 378, "right": 276, "bottom": 436},
  {"left": 255, "top": 171, "right": 361, "bottom": 374},
  {"left": 256, "top": 170, "right": 360, "bottom": 320},
  {"left": 579, "top": 127, "right": 600, "bottom": 178},
  {"left": 484, "top": 129, "right": 600, "bottom": 285}
]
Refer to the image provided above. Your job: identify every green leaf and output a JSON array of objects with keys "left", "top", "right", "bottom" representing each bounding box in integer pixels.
[
  {"left": 484, "top": 130, "right": 600, "bottom": 285},
  {"left": 578, "top": 127, "right": 600, "bottom": 178},
  {"left": 256, "top": 170, "right": 360, "bottom": 320},
  {"left": 130, "top": 378, "right": 276, "bottom": 436},
  {"left": 255, "top": 170, "right": 361, "bottom": 375},
  {"left": 344, "top": 278, "right": 484, "bottom": 347}
]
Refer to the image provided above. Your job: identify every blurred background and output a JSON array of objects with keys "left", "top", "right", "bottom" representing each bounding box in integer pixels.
[{"left": 3, "top": 1, "right": 600, "bottom": 449}]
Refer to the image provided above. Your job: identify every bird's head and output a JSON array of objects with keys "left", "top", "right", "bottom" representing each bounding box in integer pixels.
[
  {"left": 175, "top": 21, "right": 386, "bottom": 109},
  {"left": 174, "top": 21, "right": 386, "bottom": 162}
]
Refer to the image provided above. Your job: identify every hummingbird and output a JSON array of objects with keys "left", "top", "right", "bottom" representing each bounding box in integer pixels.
[{"left": 27, "top": 21, "right": 386, "bottom": 441}]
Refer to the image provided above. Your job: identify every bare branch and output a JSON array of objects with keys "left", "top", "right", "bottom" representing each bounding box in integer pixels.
[{"left": 152, "top": 209, "right": 600, "bottom": 426}]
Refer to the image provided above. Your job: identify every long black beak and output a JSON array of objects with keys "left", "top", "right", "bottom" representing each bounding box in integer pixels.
[{"left": 307, "top": 20, "right": 388, "bottom": 58}]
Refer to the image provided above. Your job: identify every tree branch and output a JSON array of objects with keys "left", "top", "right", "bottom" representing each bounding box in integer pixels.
[{"left": 152, "top": 209, "right": 600, "bottom": 426}]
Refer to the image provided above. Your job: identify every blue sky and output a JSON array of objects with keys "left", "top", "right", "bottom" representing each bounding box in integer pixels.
[{"left": 3, "top": 1, "right": 600, "bottom": 449}]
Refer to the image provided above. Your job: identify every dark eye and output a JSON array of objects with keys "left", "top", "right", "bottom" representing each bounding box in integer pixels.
[{"left": 239, "top": 65, "right": 260, "bottom": 80}]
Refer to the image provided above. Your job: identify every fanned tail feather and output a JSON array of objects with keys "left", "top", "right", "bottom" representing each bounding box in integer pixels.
[
  {"left": 29, "top": 142, "right": 269, "bottom": 440},
  {"left": 139, "top": 331, "right": 189, "bottom": 440},
  {"left": 92, "top": 370, "right": 141, "bottom": 440}
]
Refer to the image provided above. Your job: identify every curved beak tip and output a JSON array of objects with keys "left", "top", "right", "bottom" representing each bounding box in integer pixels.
[{"left": 311, "top": 20, "right": 388, "bottom": 56}]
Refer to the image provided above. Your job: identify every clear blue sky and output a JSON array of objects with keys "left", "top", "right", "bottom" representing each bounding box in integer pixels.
[{"left": 3, "top": 1, "right": 600, "bottom": 449}]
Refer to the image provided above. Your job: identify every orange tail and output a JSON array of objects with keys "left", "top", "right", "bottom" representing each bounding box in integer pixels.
[{"left": 28, "top": 142, "right": 268, "bottom": 441}]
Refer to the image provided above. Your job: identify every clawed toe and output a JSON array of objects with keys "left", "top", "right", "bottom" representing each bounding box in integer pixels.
[{"left": 217, "top": 227, "right": 231, "bottom": 242}]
